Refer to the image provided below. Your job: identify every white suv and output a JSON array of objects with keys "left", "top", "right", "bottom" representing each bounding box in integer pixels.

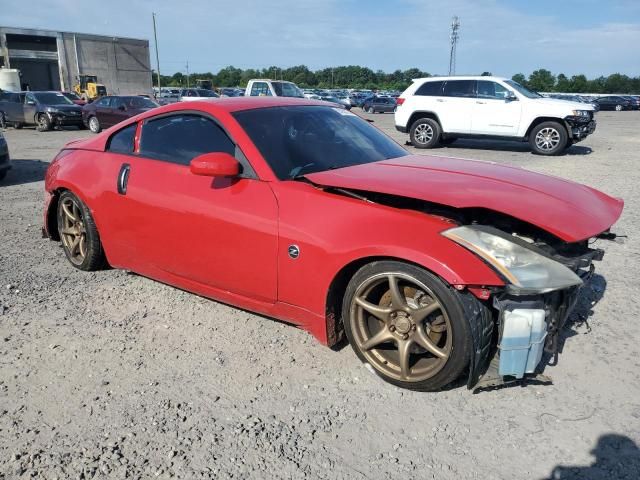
[{"left": 395, "top": 76, "right": 596, "bottom": 155}]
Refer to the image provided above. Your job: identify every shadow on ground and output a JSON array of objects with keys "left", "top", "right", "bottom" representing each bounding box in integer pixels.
[
  {"left": 0, "top": 159, "right": 49, "bottom": 187},
  {"left": 543, "top": 434, "right": 640, "bottom": 480},
  {"left": 406, "top": 139, "right": 593, "bottom": 156}
]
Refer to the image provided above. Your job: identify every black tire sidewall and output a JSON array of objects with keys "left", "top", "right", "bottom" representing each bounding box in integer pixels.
[
  {"left": 410, "top": 118, "right": 441, "bottom": 149},
  {"left": 342, "top": 260, "right": 472, "bottom": 391},
  {"left": 529, "top": 121, "right": 568, "bottom": 155}
]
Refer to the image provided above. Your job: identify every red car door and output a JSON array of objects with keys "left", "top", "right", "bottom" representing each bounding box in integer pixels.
[{"left": 106, "top": 113, "right": 278, "bottom": 302}]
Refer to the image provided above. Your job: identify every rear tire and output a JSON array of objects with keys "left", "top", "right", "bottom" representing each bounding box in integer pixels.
[
  {"left": 57, "top": 190, "right": 106, "bottom": 271},
  {"left": 615, "top": 104, "right": 623, "bottom": 111},
  {"left": 409, "top": 117, "right": 441, "bottom": 149},
  {"left": 529, "top": 121, "right": 568, "bottom": 155},
  {"left": 367, "top": 106, "right": 374, "bottom": 114},
  {"left": 342, "top": 261, "right": 474, "bottom": 391}
]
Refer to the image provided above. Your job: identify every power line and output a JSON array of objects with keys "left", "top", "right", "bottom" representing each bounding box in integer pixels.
[{"left": 448, "top": 16, "right": 460, "bottom": 76}]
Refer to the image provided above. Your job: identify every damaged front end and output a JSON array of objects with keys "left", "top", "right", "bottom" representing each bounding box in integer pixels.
[{"left": 442, "top": 224, "right": 612, "bottom": 390}]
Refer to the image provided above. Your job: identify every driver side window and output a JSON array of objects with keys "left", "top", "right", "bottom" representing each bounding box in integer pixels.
[{"left": 477, "top": 81, "right": 509, "bottom": 100}]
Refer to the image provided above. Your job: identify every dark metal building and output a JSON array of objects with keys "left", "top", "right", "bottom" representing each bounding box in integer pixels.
[{"left": 0, "top": 26, "right": 152, "bottom": 94}]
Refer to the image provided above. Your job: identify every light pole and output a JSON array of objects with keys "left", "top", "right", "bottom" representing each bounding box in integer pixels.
[
  {"left": 152, "top": 13, "right": 161, "bottom": 91},
  {"left": 448, "top": 16, "right": 460, "bottom": 76}
]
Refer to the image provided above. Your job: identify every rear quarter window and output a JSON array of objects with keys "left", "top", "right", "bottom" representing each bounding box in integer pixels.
[
  {"left": 414, "top": 80, "right": 444, "bottom": 96},
  {"left": 106, "top": 123, "right": 137, "bottom": 154}
]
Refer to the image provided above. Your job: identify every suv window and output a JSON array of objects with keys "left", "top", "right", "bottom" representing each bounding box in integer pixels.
[
  {"left": 107, "top": 123, "right": 137, "bottom": 154},
  {"left": 139, "top": 114, "right": 235, "bottom": 165},
  {"left": 443, "top": 80, "right": 476, "bottom": 98},
  {"left": 250, "top": 82, "right": 272, "bottom": 96},
  {"left": 477, "top": 80, "right": 509, "bottom": 100},
  {"left": 414, "top": 80, "right": 444, "bottom": 96}
]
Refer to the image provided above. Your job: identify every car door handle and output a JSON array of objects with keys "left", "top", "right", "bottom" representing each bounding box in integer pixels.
[
  {"left": 436, "top": 99, "right": 445, "bottom": 102},
  {"left": 476, "top": 101, "right": 486, "bottom": 104},
  {"left": 117, "top": 163, "right": 130, "bottom": 195}
]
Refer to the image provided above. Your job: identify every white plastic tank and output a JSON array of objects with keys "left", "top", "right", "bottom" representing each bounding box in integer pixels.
[{"left": 0, "top": 68, "right": 21, "bottom": 92}]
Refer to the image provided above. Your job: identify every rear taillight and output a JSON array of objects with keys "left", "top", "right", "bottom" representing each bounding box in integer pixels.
[{"left": 396, "top": 97, "right": 405, "bottom": 106}]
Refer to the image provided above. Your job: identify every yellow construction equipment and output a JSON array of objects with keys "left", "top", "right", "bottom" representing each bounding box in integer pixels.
[{"left": 73, "top": 74, "right": 107, "bottom": 102}]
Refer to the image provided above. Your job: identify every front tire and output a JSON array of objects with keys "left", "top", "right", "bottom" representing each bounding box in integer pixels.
[
  {"left": 57, "top": 191, "right": 106, "bottom": 271},
  {"left": 342, "top": 261, "right": 473, "bottom": 391},
  {"left": 36, "top": 114, "right": 52, "bottom": 132},
  {"left": 88, "top": 115, "right": 101, "bottom": 133},
  {"left": 409, "top": 117, "right": 441, "bottom": 149},
  {"left": 529, "top": 121, "right": 568, "bottom": 155},
  {"left": 367, "top": 106, "right": 374, "bottom": 114},
  {"left": 615, "top": 104, "right": 623, "bottom": 111}
]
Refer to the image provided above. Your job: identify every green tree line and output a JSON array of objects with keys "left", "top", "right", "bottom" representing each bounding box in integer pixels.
[{"left": 153, "top": 65, "right": 640, "bottom": 94}]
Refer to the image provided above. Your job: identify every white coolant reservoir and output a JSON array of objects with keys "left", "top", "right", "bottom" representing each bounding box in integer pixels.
[{"left": 498, "top": 308, "right": 547, "bottom": 379}]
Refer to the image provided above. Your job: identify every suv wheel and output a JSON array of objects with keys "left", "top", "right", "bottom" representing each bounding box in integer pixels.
[
  {"left": 529, "top": 121, "right": 567, "bottom": 155},
  {"left": 410, "top": 118, "right": 441, "bottom": 149}
]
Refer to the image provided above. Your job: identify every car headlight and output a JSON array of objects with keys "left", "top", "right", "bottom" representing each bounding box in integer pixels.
[
  {"left": 571, "top": 110, "right": 590, "bottom": 117},
  {"left": 442, "top": 226, "right": 582, "bottom": 294}
]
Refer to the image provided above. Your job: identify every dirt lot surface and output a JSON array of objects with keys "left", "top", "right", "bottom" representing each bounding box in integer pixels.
[{"left": 1, "top": 111, "right": 639, "bottom": 479}]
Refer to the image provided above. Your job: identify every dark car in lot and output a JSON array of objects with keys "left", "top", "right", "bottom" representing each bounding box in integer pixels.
[
  {"left": 82, "top": 95, "right": 159, "bottom": 133},
  {"left": 621, "top": 96, "right": 640, "bottom": 110},
  {"left": 0, "top": 91, "right": 84, "bottom": 131},
  {"left": 363, "top": 96, "right": 397, "bottom": 114},
  {"left": 0, "top": 130, "right": 10, "bottom": 181},
  {"left": 596, "top": 96, "right": 633, "bottom": 111}
]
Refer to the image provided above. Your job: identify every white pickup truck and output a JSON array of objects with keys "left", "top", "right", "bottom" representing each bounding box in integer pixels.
[{"left": 245, "top": 79, "right": 304, "bottom": 98}]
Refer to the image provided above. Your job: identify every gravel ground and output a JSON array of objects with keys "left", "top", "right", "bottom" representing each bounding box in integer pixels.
[{"left": 1, "top": 111, "right": 639, "bottom": 479}]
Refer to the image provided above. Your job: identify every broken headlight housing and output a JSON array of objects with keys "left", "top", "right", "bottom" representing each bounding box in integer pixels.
[{"left": 442, "top": 226, "right": 582, "bottom": 294}]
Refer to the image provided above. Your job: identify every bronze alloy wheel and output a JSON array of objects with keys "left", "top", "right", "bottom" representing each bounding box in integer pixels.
[
  {"left": 56, "top": 191, "right": 106, "bottom": 271},
  {"left": 59, "top": 196, "right": 88, "bottom": 265},
  {"left": 349, "top": 271, "right": 452, "bottom": 383}
]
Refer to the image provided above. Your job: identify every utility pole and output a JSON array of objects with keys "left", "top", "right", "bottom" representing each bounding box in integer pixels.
[
  {"left": 152, "top": 13, "right": 161, "bottom": 91},
  {"left": 448, "top": 16, "right": 460, "bottom": 76},
  {"left": 186, "top": 60, "right": 190, "bottom": 88}
]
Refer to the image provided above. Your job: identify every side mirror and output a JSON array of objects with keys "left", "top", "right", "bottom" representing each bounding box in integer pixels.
[
  {"left": 190, "top": 152, "right": 240, "bottom": 177},
  {"left": 505, "top": 92, "right": 518, "bottom": 102}
]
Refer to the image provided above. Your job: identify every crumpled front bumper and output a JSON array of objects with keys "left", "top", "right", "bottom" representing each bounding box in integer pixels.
[{"left": 564, "top": 115, "right": 596, "bottom": 141}]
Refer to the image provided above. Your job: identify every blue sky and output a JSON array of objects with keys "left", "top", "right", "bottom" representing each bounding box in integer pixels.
[{"left": 2, "top": 0, "right": 639, "bottom": 77}]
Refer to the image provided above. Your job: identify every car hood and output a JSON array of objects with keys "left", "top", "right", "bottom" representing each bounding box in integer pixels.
[
  {"left": 49, "top": 105, "right": 83, "bottom": 113},
  {"left": 305, "top": 155, "right": 623, "bottom": 242},
  {"left": 535, "top": 97, "right": 593, "bottom": 111}
]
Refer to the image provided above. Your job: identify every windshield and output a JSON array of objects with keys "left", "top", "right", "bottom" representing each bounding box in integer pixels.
[
  {"left": 127, "top": 96, "right": 159, "bottom": 108},
  {"left": 233, "top": 106, "right": 408, "bottom": 180},
  {"left": 196, "top": 89, "right": 219, "bottom": 97},
  {"left": 504, "top": 80, "right": 542, "bottom": 99},
  {"left": 271, "top": 82, "right": 304, "bottom": 98},
  {"left": 33, "top": 92, "right": 75, "bottom": 105}
]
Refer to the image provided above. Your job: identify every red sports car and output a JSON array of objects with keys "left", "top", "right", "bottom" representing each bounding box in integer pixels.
[{"left": 43, "top": 98, "right": 623, "bottom": 391}]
